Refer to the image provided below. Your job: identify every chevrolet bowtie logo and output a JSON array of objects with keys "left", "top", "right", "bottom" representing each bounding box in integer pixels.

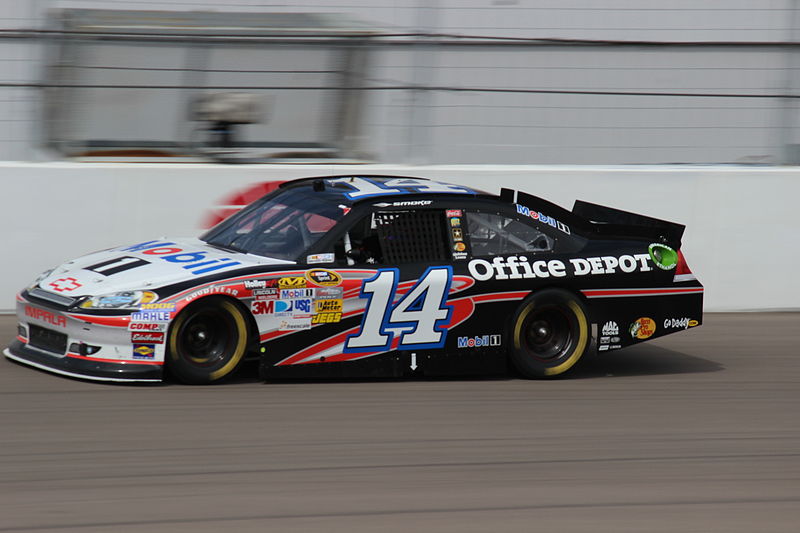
[{"left": 49, "top": 277, "right": 81, "bottom": 293}]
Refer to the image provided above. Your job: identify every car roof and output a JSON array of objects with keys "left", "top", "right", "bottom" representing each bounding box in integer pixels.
[{"left": 278, "top": 175, "right": 497, "bottom": 206}]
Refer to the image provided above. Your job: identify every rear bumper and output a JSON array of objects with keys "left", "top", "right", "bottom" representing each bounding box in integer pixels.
[{"left": 4, "top": 341, "right": 163, "bottom": 383}]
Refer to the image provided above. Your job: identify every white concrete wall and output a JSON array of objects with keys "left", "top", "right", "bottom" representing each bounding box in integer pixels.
[{"left": 1, "top": 162, "right": 797, "bottom": 313}]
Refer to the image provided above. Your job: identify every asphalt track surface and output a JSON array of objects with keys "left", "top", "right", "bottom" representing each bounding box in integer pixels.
[{"left": 0, "top": 313, "right": 798, "bottom": 532}]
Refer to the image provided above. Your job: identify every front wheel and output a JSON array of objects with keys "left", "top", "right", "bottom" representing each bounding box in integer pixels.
[
  {"left": 509, "top": 289, "right": 589, "bottom": 378},
  {"left": 167, "top": 298, "right": 249, "bottom": 384}
]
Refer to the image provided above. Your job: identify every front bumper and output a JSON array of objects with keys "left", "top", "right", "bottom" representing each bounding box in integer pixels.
[
  {"left": 4, "top": 340, "right": 162, "bottom": 382},
  {"left": 8, "top": 292, "right": 166, "bottom": 383}
]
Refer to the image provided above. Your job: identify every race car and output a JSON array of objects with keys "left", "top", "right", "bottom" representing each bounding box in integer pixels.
[{"left": 4, "top": 175, "right": 703, "bottom": 383}]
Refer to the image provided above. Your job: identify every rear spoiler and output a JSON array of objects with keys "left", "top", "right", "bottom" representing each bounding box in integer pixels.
[
  {"left": 503, "top": 188, "right": 686, "bottom": 247},
  {"left": 572, "top": 200, "right": 685, "bottom": 247}
]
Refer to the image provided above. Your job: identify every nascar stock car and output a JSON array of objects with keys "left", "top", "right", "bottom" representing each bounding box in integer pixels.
[{"left": 4, "top": 175, "right": 703, "bottom": 384}]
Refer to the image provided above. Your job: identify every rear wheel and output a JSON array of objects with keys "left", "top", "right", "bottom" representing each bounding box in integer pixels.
[
  {"left": 509, "top": 289, "right": 589, "bottom": 378},
  {"left": 167, "top": 298, "right": 249, "bottom": 384}
]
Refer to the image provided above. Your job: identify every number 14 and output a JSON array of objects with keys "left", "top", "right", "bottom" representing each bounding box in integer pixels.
[{"left": 345, "top": 267, "right": 453, "bottom": 353}]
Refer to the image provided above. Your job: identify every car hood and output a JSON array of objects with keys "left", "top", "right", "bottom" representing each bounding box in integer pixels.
[{"left": 35, "top": 237, "right": 294, "bottom": 298}]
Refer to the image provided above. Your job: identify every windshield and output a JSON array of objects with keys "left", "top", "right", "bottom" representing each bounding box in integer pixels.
[{"left": 201, "top": 187, "right": 347, "bottom": 260}]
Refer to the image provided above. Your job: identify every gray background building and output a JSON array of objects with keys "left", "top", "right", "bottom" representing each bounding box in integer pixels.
[{"left": 1, "top": 0, "right": 800, "bottom": 164}]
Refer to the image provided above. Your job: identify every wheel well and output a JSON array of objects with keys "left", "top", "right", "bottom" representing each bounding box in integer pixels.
[{"left": 173, "top": 295, "right": 259, "bottom": 355}]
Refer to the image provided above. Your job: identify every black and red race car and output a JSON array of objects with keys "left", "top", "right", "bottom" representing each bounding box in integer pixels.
[{"left": 5, "top": 175, "right": 702, "bottom": 383}]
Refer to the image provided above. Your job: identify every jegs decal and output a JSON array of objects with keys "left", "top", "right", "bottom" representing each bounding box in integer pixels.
[{"left": 345, "top": 267, "right": 453, "bottom": 352}]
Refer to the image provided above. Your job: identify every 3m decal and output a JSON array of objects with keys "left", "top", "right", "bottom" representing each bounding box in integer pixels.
[
  {"left": 251, "top": 300, "right": 274, "bottom": 315},
  {"left": 119, "top": 241, "right": 242, "bottom": 275},
  {"left": 345, "top": 266, "right": 453, "bottom": 352},
  {"left": 305, "top": 269, "right": 342, "bottom": 287},
  {"left": 25, "top": 306, "right": 66, "bottom": 328},
  {"left": 630, "top": 317, "right": 656, "bottom": 339},
  {"left": 328, "top": 177, "right": 474, "bottom": 200},
  {"left": 86, "top": 256, "right": 151, "bottom": 276},
  {"left": 48, "top": 277, "right": 82, "bottom": 293}
]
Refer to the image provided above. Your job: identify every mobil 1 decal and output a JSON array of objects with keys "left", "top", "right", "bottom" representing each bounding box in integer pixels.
[{"left": 344, "top": 266, "right": 453, "bottom": 353}]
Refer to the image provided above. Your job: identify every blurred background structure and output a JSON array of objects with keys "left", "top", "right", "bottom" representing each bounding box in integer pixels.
[{"left": 2, "top": 0, "right": 800, "bottom": 165}]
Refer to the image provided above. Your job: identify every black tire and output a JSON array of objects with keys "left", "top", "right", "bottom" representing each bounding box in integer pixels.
[
  {"left": 167, "top": 298, "right": 249, "bottom": 384},
  {"left": 509, "top": 289, "right": 590, "bottom": 378}
]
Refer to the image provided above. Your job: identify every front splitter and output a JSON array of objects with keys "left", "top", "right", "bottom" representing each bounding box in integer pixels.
[{"left": 4, "top": 341, "right": 163, "bottom": 383}]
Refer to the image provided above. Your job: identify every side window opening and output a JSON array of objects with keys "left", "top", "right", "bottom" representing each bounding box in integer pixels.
[
  {"left": 335, "top": 209, "right": 449, "bottom": 265},
  {"left": 467, "top": 211, "right": 554, "bottom": 257}
]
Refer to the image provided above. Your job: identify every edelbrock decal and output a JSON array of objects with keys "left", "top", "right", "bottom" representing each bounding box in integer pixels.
[{"left": 468, "top": 254, "right": 652, "bottom": 281}]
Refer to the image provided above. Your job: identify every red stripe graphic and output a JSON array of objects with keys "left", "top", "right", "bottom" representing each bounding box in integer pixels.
[
  {"left": 66, "top": 353, "right": 164, "bottom": 365},
  {"left": 259, "top": 275, "right": 476, "bottom": 344},
  {"left": 275, "top": 290, "right": 522, "bottom": 366},
  {"left": 65, "top": 314, "right": 130, "bottom": 327},
  {"left": 581, "top": 287, "right": 704, "bottom": 298}
]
